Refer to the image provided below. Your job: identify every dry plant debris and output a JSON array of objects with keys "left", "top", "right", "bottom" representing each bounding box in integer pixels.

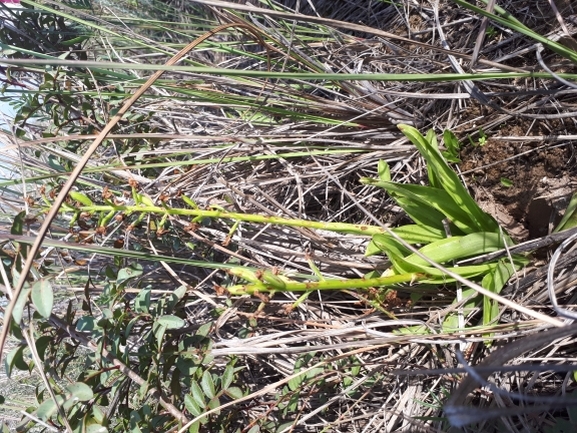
[{"left": 2, "top": 0, "right": 577, "bottom": 432}]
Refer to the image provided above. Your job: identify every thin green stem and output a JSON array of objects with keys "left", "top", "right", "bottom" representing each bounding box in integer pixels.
[
  {"left": 76, "top": 203, "right": 386, "bottom": 235},
  {"left": 227, "top": 273, "right": 421, "bottom": 294}
]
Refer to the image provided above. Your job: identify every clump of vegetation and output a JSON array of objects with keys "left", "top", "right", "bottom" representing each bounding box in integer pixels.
[{"left": 3, "top": 0, "right": 577, "bottom": 432}]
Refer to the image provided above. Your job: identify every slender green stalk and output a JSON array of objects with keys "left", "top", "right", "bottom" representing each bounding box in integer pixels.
[
  {"left": 73, "top": 204, "right": 386, "bottom": 236},
  {"left": 227, "top": 273, "right": 421, "bottom": 295}
]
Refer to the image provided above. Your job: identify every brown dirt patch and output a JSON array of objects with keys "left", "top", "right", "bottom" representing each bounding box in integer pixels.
[{"left": 459, "top": 131, "right": 577, "bottom": 241}]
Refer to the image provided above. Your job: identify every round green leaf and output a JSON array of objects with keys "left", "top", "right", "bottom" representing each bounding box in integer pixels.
[
  {"left": 5, "top": 345, "right": 28, "bottom": 378},
  {"left": 65, "top": 382, "right": 93, "bottom": 401},
  {"left": 37, "top": 397, "right": 62, "bottom": 421},
  {"left": 76, "top": 316, "right": 96, "bottom": 332},
  {"left": 224, "top": 387, "right": 244, "bottom": 400},
  {"left": 35, "top": 335, "right": 52, "bottom": 361},
  {"left": 31, "top": 279, "right": 54, "bottom": 319},
  {"left": 155, "top": 315, "right": 185, "bottom": 330}
]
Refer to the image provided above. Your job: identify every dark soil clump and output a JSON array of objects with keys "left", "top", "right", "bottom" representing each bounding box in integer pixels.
[{"left": 459, "top": 134, "right": 577, "bottom": 240}]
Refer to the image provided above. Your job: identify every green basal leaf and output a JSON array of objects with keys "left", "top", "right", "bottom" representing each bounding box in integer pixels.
[
  {"left": 398, "top": 124, "right": 500, "bottom": 233},
  {"left": 222, "top": 364, "right": 235, "bottom": 390},
  {"left": 368, "top": 180, "right": 479, "bottom": 233},
  {"left": 403, "top": 232, "right": 506, "bottom": 267},
  {"left": 442, "top": 129, "right": 461, "bottom": 163},
  {"left": 84, "top": 424, "right": 107, "bottom": 433},
  {"left": 37, "top": 398, "right": 59, "bottom": 421},
  {"left": 442, "top": 288, "right": 479, "bottom": 332},
  {"left": 482, "top": 259, "right": 518, "bottom": 327},
  {"left": 367, "top": 234, "right": 411, "bottom": 260},
  {"left": 391, "top": 224, "right": 449, "bottom": 243}
]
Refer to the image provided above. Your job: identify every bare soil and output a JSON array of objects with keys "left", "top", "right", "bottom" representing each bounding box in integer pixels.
[{"left": 459, "top": 125, "right": 577, "bottom": 240}]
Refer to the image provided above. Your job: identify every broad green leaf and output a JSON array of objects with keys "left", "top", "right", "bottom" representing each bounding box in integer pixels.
[
  {"left": 167, "top": 285, "right": 187, "bottom": 310},
  {"left": 154, "top": 323, "right": 167, "bottom": 348},
  {"left": 177, "top": 356, "right": 199, "bottom": 376},
  {"left": 365, "top": 238, "right": 385, "bottom": 257},
  {"left": 288, "top": 373, "right": 304, "bottom": 392},
  {"left": 367, "top": 234, "right": 411, "bottom": 260},
  {"left": 190, "top": 381, "right": 205, "bottom": 407},
  {"left": 11, "top": 210, "right": 25, "bottom": 235},
  {"left": 403, "top": 232, "right": 506, "bottom": 267},
  {"left": 391, "top": 224, "right": 448, "bottom": 243},
  {"left": 12, "top": 285, "right": 32, "bottom": 325},
  {"left": 37, "top": 398, "right": 59, "bottom": 421},
  {"left": 31, "top": 279, "right": 54, "bottom": 318},
  {"left": 361, "top": 177, "right": 447, "bottom": 230},
  {"left": 76, "top": 316, "right": 97, "bottom": 332},
  {"left": 426, "top": 128, "right": 438, "bottom": 148},
  {"left": 65, "top": 382, "right": 93, "bottom": 401},
  {"left": 201, "top": 371, "right": 216, "bottom": 399},
  {"left": 134, "top": 286, "right": 151, "bottom": 314},
  {"left": 224, "top": 387, "right": 244, "bottom": 399},
  {"left": 442, "top": 129, "right": 461, "bottom": 163},
  {"left": 156, "top": 315, "right": 185, "bottom": 330},
  {"left": 35, "top": 335, "right": 52, "bottom": 361},
  {"left": 91, "top": 405, "right": 106, "bottom": 424},
  {"left": 393, "top": 257, "right": 499, "bottom": 281},
  {"left": 185, "top": 394, "right": 203, "bottom": 417},
  {"left": 363, "top": 177, "right": 477, "bottom": 232},
  {"left": 222, "top": 364, "right": 235, "bottom": 390},
  {"left": 425, "top": 129, "right": 442, "bottom": 188},
  {"left": 117, "top": 264, "right": 143, "bottom": 284},
  {"left": 207, "top": 396, "right": 220, "bottom": 414},
  {"left": 5, "top": 345, "right": 28, "bottom": 378}
]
